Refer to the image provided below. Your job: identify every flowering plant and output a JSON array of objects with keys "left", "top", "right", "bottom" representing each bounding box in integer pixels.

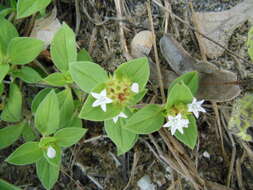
[{"left": 0, "top": 16, "right": 206, "bottom": 189}]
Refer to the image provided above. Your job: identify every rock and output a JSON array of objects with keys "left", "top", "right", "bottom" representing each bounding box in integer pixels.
[
  {"left": 30, "top": 8, "right": 62, "bottom": 49},
  {"left": 131, "top": 30, "right": 154, "bottom": 58},
  {"left": 193, "top": 0, "right": 253, "bottom": 58},
  {"left": 137, "top": 175, "right": 156, "bottom": 190}
]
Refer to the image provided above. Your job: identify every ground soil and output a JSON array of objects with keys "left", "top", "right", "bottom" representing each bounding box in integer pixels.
[{"left": 1, "top": 0, "right": 253, "bottom": 190}]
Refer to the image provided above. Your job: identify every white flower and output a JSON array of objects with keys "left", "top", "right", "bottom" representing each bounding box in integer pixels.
[
  {"left": 187, "top": 98, "right": 206, "bottom": 118},
  {"left": 131, "top": 82, "right": 139, "bottom": 93},
  {"left": 91, "top": 89, "right": 113, "bottom": 112},
  {"left": 112, "top": 112, "right": 128, "bottom": 123},
  {"left": 163, "top": 113, "right": 189, "bottom": 135},
  {"left": 47, "top": 146, "right": 56, "bottom": 159}
]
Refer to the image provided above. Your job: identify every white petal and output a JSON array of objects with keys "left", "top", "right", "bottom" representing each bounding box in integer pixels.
[
  {"left": 92, "top": 99, "right": 102, "bottom": 107},
  {"left": 91, "top": 92, "right": 101, "bottom": 99},
  {"left": 104, "top": 97, "right": 113, "bottom": 104},
  {"left": 199, "top": 106, "right": 206, "bottom": 113},
  {"left": 47, "top": 146, "right": 56, "bottom": 159},
  {"left": 113, "top": 116, "right": 119, "bottom": 123},
  {"left": 163, "top": 121, "right": 171, "bottom": 128},
  {"left": 171, "top": 126, "right": 177, "bottom": 135},
  {"left": 175, "top": 113, "right": 182, "bottom": 119},
  {"left": 193, "top": 110, "right": 199, "bottom": 118},
  {"left": 101, "top": 104, "right": 107, "bottom": 112},
  {"left": 178, "top": 126, "right": 184, "bottom": 134},
  {"left": 131, "top": 83, "right": 139, "bottom": 93},
  {"left": 101, "top": 89, "right": 107, "bottom": 96},
  {"left": 167, "top": 115, "right": 174, "bottom": 121},
  {"left": 119, "top": 112, "right": 128, "bottom": 118}
]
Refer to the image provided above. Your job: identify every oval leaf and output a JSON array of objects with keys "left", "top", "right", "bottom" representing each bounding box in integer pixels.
[
  {"left": 57, "top": 88, "right": 75, "bottom": 128},
  {"left": 0, "top": 63, "right": 9, "bottom": 82},
  {"left": 12, "top": 66, "right": 42, "bottom": 83},
  {"left": 35, "top": 90, "right": 60, "bottom": 135},
  {"left": 43, "top": 72, "right": 69, "bottom": 87},
  {"left": 174, "top": 115, "right": 198, "bottom": 149},
  {"left": 5, "top": 142, "right": 43, "bottom": 165},
  {"left": 7, "top": 37, "right": 44, "bottom": 65},
  {"left": 77, "top": 48, "right": 93, "bottom": 62},
  {"left": 17, "top": 0, "right": 51, "bottom": 19},
  {"left": 123, "top": 104, "right": 164, "bottom": 134},
  {"left": 166, "top": 82, "right": 193, "bottom": 109},
  {"left": 168, "top": 71, "right": 199, "bottom": 96},
  {"left": 54, "top": 127, "right": 87, "bottom": 147},
  {"left": 0, "top": 179, "right": 21, "bottom": 190},
  {"left": 31, "top": 88, "right": 52, "bottom": 113},
  {"left": 1, "top": 82, "right": 22, "bottom": 122},
  {"left": 70, "top": 61, "right": 108, "bottom": 93},
  {"left": 105, "top": 110, "right": 138, "bottom": 155},
  {"left": 51, "top": 23, "right": 77, "bottom": 72},
  {"left": 114, "top": 57, "right": 150, "bottom": 90},
  {"left": 0, "top": 18, "right": 18, "bottom": 54},
  {"left": 36, "top": 156, "right": 59, "bottom": 190},
  {"left": 0, "top": 122, "right": 25, "bottom": 149}
]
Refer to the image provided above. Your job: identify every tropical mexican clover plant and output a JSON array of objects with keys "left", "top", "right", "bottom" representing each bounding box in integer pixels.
[{"left": 0, "top": 12, "right": 206, "bottom": 190}]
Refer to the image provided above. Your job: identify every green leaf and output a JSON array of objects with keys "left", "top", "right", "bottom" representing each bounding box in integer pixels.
[
  {"left": 64, "top": 114, "right": 82, "bottom": 128},
  {"left": 128, "top": 89, "right": 147, "bottom": 106},
  {"left": 43, "top": 145, "right": 61, "bottom": 167},
  {"left": 22, "top": 122, "right": 37, "bottom": 142},
  {"left": 174, "top": 115, "right": 198, "bottom": 149},
  {"left": 0, "top": 122, "right": 25, "bottom": 149},
  {"left": 0, "top": 179, "right": 21, "bottom": 190},
  {"left": 123, "top": 104, "right": 164, "bottom": 134},
  {"left": 166, "top": 82, "right": 193, "bottom": 109},
  {"left": 54, "top": 127, "right": 87, "bottom": 147},
  {"left": 114, "top": 57, "right": 150, "bottom": 90},
  {"left": 43, "top": 72, "right": 69, "bottom": 87},
  {"left": 79, "top": 84, "right": 123, "bottom": 121},
  {"left": 51, "top": 23, "right": 77, "bottom": 72},
  {"left": 105, "top": 110, "right": 138, "bottom": 155},
  {"left": 36, "top": 157, "right": 59, "bottom": 190},
  {"left": 57, "top": 88, "right": 75, "bottom": 128},
  {"left": 12, "top": 66, "right": 42, "bottom": 83},
  {"left": 0, "top": 18, "right": 18, "bottom": 55},
  {"left": 17, "top": 0, "right": 51, "bottom": 19},
  {"left": 0, "top": 63, "right": 9, "bottom": 82},
  {"left": 5, "top": 142, "right": 43, "bottom": 165},
  {"left": 168, "top": 71, "right": 199, "bottom": 96},
  {"left": 77, "top": 49, "right": 93, "bottom": 62},
  {"left": 35, "top": 90, "right": 60, "bottom": 136},
  {"left": 247, "top": 26, "right": 253, "bottom": 61},
  {"left": 70, "top": 61, "right": 108, "bottom": 93},
  {"left": 31, "top": 88, "right": 52, "bottom": 113},
  {"left": 7, "top": 37, "right": 44, "bottom": 65},
  {"left": 0, "top": 8, "right": 14, "bottom": 18},
  {"left": 0, "top": 83, "right": 4, "bottom": 96},
  {"left": 1, "top": 82, "right": 22, "bottom": 122}
]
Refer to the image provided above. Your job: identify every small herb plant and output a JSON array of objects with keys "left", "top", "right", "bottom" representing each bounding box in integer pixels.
[{"left": 0, "top": 12, "right": 207, "bottom": 189}]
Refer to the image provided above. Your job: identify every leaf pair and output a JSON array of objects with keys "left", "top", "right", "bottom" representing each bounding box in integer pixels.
[
  {"left": 0, "top": 18, "right": 44, "bottom": 83},
  {"left": 165, "top": 71, "right": 199, "bottom": 149},
  {"left": 43, "top": 24, "right": 77, "bottom": 87},
  {"left": 70, "top": 57, "right": 150, "bottom": 121}
]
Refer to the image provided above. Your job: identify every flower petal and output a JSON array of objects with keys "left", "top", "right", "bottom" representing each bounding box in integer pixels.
[
  {"left": 91, "top": 92, "right": 101, "bottom": 99},
  {"left": 113, "top": 116, "right": 119, "bottom": 123},
  {"left": 92, "top": 99, "right": 102, "bottom": 107},
  {"left": 131, "top": 83, "right": 139, "bottom": 93},
  {"left": 47, "top": 146, "right": 56, "bottom": 159},
  {"left": 101, "top": 89, "right": 107, "bottom": 96},
  {"left": 101, "top": 103, "right": 107, "bottom": 112}
]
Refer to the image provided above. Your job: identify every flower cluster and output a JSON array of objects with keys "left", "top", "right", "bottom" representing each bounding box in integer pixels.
[
  {"left": 163, "top": 98, "right": 206, "bottom": 135},
  {"left": 90, "top": 78, "right": 139, "bottom": 123}
]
